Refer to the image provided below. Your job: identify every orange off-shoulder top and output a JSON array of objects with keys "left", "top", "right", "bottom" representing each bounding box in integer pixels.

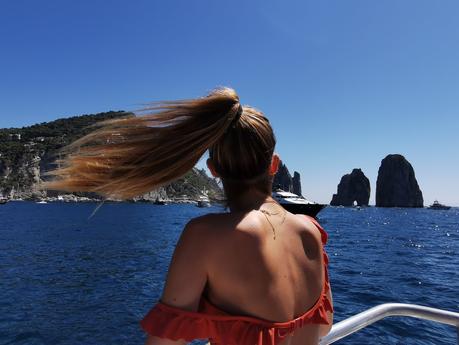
[{"left": 141, "top": 216, "right": 333, "bottom": 345}]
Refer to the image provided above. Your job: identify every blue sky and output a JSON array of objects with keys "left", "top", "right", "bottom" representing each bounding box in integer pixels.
[{"left": 1, "top": 0, "right": 458, "bottom": 205}]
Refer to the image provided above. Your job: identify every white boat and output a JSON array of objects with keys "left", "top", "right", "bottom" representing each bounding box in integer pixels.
[
  {"left": 196, "top": 196, "right": 211, "bottom": 208},
  {"left": 272, "top": 189, "right": 326, "bottom": 218}
]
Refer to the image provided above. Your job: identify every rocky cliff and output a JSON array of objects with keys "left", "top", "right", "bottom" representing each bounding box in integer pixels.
[
  {"left": 273, "top": 162, "right": 292, "bottom": 192},
  {"left": 292, "top": 172, "right": 302, "bottom": 196},
  {"left": 376, "top": 154, "right": 423, "bottom": 207},
  {"left": 330, "top": 168, "right": 370, "bottom": 206},
  {"left": 273, "top": 161, "right": 302, "bottom": 196},
  {"left": 0, "top": 112, "right": 221, "bottom": 202}
]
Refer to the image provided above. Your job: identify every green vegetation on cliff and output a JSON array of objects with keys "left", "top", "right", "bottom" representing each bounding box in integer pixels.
[{"left": 0, "top": 111, "right": 221, "bottom": 201}]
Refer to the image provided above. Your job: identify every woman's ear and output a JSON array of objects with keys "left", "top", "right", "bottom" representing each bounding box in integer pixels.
[
  {"left": 206, "top": 159, "right": 220, "bottom": 178},
  {"left": 269, "top": 154, "right": 280, "bottom": 176}
]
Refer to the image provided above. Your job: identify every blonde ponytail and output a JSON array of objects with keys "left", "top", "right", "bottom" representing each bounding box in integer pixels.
[{"left": 44, "top": 87, "right": 240, "bottom": 199}]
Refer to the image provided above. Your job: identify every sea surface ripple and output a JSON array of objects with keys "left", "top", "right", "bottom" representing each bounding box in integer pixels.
[{"left": 0, "top": 202, "right": 457, "bottom": 345}]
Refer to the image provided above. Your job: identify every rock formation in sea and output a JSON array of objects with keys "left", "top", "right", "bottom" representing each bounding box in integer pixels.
[
  {"left": 376, "top": 154, "right": 423, "bottom": 207},
  {"left": 330, "top": 168, "right": 370, "bottom": 206},
  {"left": 292, "top": 172, "right": 302, "bottom": 196},
  {"left": 273, "top": 162, "right": 292, "bottom": 192},
  {"left": 273, "top": 161, "right": 303, "bottom": 196}
]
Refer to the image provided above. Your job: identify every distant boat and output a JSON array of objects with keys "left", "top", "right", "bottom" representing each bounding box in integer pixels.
[
  {"left": 0, "top": 197, "right": 9, "bottom": 205},
  {"left": 196, "top": 196, "right": 211, "bottom": 208},
  {"left": 153, "top": 198, "right": 167, "bottom": 205},
  {"left": 352, "top": 201, "right": 362, "bottom": 210},
  {"left": 272, "top": 189, "right": 326, "bottom": 218},
  {"left": 36, "top": 200, "right": 48, "bottom": 204},
  {"left": 428, "top": 200, "right": 451, "bottom": 210},
  {"left": 197, "top": 200, "right": 210, "bottom": 208}
]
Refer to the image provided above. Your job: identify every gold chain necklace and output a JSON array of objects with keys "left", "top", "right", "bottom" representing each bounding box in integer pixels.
[{"left": 258, "top": 201, "right": 286, "bottom": 240}]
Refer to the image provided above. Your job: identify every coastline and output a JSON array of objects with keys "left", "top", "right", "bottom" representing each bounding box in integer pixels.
[{"left": 6, "top": 194, "right": 219, "bottom": 206}]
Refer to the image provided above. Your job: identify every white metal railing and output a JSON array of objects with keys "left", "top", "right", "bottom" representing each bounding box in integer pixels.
[{"left": 319, "top": 303, "right": 459, "bottom": 344}]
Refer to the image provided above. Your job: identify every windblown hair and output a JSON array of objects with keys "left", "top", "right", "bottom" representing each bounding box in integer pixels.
[{"left": 45, "top": 87, "right": 276, "bottom": 200}]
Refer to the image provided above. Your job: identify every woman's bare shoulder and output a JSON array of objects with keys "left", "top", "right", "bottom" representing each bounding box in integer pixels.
[
  {"left": 292, "top": 214, "right": 324, "bottom": 246},
  {"left": 186, "top": 212, "right": 263, "bottom": 247},
  {"left": 188, "top": 212, "right": 254, "bottom": 231},
  {"left": 183, "top": 212, "right": 234, "bottom": 240},
  {"left": 187, "top": 212, "right": 232, "bottom": 229}
]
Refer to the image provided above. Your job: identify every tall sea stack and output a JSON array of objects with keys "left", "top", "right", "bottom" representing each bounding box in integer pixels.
[
  {"left": 376, "top": 154, "right": 423, "bottom": 207},
  {"left": 273, "top": 161, "right": 302, "bottom": 196},
  {"left": 292, "top": 172, "right": 302, "bottom": 196},
  {"left": 330, "top": 168, "right": 370, "bottom": 206},
  {"left": 273, "top": 162, "right": 292, "bottom": 192}
]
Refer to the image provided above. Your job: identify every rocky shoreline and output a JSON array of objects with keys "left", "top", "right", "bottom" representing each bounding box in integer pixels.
[{"left": 7, "top": 194, "right": 221, "bottom": 206}]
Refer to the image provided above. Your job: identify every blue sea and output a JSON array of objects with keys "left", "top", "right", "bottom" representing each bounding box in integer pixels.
[{"left": 0, "top": 202, "right": 458, "bottom": 345}]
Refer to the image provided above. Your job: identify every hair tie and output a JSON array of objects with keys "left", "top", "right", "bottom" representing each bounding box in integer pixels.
[{"left": 230, "top": 104, "right": 243, "bottom": 128}]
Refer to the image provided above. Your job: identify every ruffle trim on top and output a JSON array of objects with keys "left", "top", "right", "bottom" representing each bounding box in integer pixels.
[
  {"left": 141, "top": 292, "right": 333, "bottom": 345},
  {"left": 140, "top": 216, "right": 333, "bottom": 345}
]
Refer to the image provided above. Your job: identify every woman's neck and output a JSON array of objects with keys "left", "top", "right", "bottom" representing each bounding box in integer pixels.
[{"left": 227, "top": 189, "right": 274, "bottom": 213}]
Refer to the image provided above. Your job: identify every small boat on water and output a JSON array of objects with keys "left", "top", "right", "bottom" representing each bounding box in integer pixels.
[
  {"left": 197, "top": 200, "right": 211, "bottom": 208},
  {"left": 0, "top": 197, "right": 9, "bottom": 205},
  {"left": 428, "top": 200, "right": 451, "bottom": 210},
  {"left": 196, "top": 196, "right": 211, "bottom": 208},
  {"left": 36, "top": 200, "right": 48, "bottom": 204},
  {"left": 272, "top": 189, "right": 326, "bottom": 218}
]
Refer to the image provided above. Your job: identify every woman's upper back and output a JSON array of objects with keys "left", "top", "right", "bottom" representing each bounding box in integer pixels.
[
  {"left": 141, "top": 210, "right": 332, "bottom": 345},
  {"left": 201, "top": 210, "right": 325, "bottom": 322}
]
